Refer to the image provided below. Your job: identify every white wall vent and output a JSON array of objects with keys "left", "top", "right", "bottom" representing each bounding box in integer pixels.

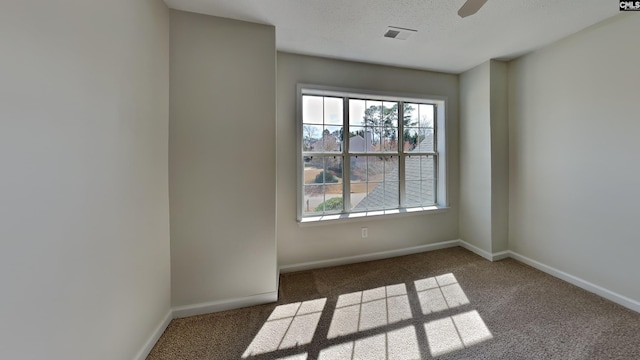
[{"left": 383, "top": 26, "right": 417, "bottom": 40}]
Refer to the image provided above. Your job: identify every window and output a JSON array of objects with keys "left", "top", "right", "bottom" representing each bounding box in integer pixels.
[{"left": 298, "top": 85, "right": 447, "bottom": 221}]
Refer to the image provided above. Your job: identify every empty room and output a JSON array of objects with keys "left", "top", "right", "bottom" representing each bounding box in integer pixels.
[{"left": 2, "top": 0, "right": 639, "bottom": 359}]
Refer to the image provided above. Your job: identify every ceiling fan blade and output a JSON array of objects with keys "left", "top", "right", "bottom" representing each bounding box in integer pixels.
[{"left": 458, "top": 0, "right": 488, "bottom": 18}]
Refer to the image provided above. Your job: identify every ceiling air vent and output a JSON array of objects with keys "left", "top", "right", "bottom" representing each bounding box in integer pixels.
[{"left": 383, "top": 26, "right": 417, "bottom": 40}]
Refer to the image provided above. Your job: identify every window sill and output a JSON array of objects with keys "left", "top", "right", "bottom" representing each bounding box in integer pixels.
[{"left": 298, "top": 206, "right": 449, "bottom": 226}]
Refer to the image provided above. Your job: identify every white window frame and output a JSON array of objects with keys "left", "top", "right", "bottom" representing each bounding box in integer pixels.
[{"left": 297, "top": 84, "right": 448, "bottom": 222}]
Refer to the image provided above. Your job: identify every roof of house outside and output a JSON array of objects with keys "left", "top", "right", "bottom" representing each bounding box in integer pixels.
[
  {"left": 352, "top": 130, "right": 435, "bottom": 211},
  {"left": 349, "top": 134, "right": 374, "bottom": 153}
]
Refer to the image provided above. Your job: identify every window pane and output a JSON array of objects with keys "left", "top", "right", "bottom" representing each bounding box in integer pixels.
[
  {"left": 349, "top": 99, "right": 366, "bottom": 127},
  {"left": 421, "top": 179, "right": 435, "bottom": 205},
  {"left": 404, "top": 128, "right": 419, "bottom": 152},
  {"left": 321, "top": 126, "right": 342, "bottom": 152},
  {"left": 352, "top": 156, "right": 398, "bottom": 211},
  {"left": 351, "top": 189, "right": 367, "bottom": 210},
  {"left": 363, "top": 101, "right": 382, "bottom": 129},
  {"left": 380, "top": 128, "right": 398, "bottom": 152},
  {"left": 368, "top": 127, "right": 399, "bottom": 153},
  {"left": 322, "top": 185, "right": 343, "bottom": 213},
  {"left": 403, "top": 125, "right": 434, "bottom": 153},
  {"left": 382, "top": 156, "right": 399, "bottom": 209},
  {"left": 324, "top": 97, "right": 343, "bottom": 126},
  {"left": 304, "top": 157, "right": 323, "bottom": 185},
  {"left": 350, "top": 156, "right": 367, "bottom": 182},
  {"left": 404, "top": 103, "right": 435, "bottom": 153},
  {"left": 367, "top": 156, "right": 384, "bottom": 180},
  {"left": 324, "top": 157, "right": 343, "bottom": 184},
  {"left": 303, "top": 95, "right": 324, "bottom": 125},
  {"left": 365, "top": 182, "right": 383, "bottom": 210},
  {"left": 419, "top": 104, "right": 435, "bottom": 129},
  {"left": 416, "top": 128, "right": 434, "bottom": 152},
  {"left": 421, "top": 156, "right": 435, "bottom": 180},
  {"left": 405, "top": 155, "right": 421, "bottom": 181},
  {"left": 404, "top": 103, "right": 419, "bottom": 128},
  {"left": 350, "top": 156, "right": 368, "bottom": 210},
  {"left": 303, "top": 184, "right": 323, "bottom": 215},
  {"left": 302, "top": 125, "right": 323, "bottom": 152},
  {"left": 349, "top": 127, "right": 374, "bottom": 153},
  {"left": 384, "top": 178, "right": 399, "bottom": 209},
  {"left": 370, "top": 128, "right": 382, "bottom": 152},
  {"left": 383, "top": 102, "right": 398, "bottom": 128},
  {"left": 303, "top": 157, "right": 344, "bottom": 215},
  {"left": 359, "top": 102, "right": 399, "bottom": 153},
  {"left": 404, "top": 155, "right": 435, "bottom": 207},
  {"left": 405, "top": 180, "right": 422, "bottom": 207},
  {"left": 422, "top": 156, "right": 436, "bottom": 204},
  {"left": 304, "top": 157, "right": 343, "bottom": 185}
]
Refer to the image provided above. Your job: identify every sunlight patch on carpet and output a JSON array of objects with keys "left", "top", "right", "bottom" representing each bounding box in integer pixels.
[
  {"left": 328, "top": 284, "right": 412, "bottom": 339},
  {"left": 318, "top": 326, "right": 420, "bottom": 360},
  {"left": 242, "top": 298, "right": 326, "bottom": 358},
  {"left": 424, "top": 310, "right": 493, "bottom": 357},
  {"left": 414, "top": 273, "right": 470, "bottom": 314},
  {"left": 243, "top": 273, "right": 493, "bottom": 359}
]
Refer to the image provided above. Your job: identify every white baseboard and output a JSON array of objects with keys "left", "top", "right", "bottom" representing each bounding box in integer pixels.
[
  {"left": 279, "top": 239, "right": 460, "bottom": 273},
  {"left": 458, "top": 240, "right": 509, "bottom": 261},
  {"left": 172, "top": 291, "right": 278, "bottom": 319},
  {"left": 458, "top": 240, "right": 493, "bottom": 261},
  {"left": 492, "top": 250, "right": 510, "bottom": 261},
  {"left": 133, "top": 309, "right": 172, "bottom": 360},
  {"left": 508, "top": 251, "right": 640, "bottom": 314}
]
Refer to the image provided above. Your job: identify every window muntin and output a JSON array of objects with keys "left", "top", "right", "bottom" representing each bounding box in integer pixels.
[{"left": 300, "top": 88, "right": 443, "bottom": 219}]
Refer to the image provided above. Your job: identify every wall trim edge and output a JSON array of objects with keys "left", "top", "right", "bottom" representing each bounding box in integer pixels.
[
  {"left": 492, "top": 250, "right": 510, "bottom": 261},
  {"left": 458, "top": 240, "right": 493, "bottom": 261},
  {"left": 172, "top": 291, "right": 278, "bottom": 319},
  {"left": 133, "top": 309, "right": 172, "bottom": 360},
  {"left": 458, "top": 239, "right": 510, "bottom": 261},
  {"left": 279, "top": 239, "right": 460, "bottom": 273}
]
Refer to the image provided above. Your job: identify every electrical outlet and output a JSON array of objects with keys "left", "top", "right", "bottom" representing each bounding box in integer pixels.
[{"left": 361, "top": 227, "right": 368, "bottom": 238}]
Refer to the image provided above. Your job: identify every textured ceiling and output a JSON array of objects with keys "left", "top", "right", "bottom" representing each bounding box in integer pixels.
[{"left": 164, "top": 0, "right": 619, "bottom": 73}]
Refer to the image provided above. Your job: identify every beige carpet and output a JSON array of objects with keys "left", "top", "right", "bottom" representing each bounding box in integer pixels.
[{"left": 147, "top": 247, "right": 640, "bottom": 359}]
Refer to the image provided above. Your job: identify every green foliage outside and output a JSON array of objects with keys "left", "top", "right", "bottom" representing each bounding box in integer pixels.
[
  {"left": 350, "top": 103, "right": 427, "bottom": 151},
  {"left": 315, "top": 197, "right": 343, "bottom": 212},
  {"left": 314, "top": 170, "right": 339, "bottom": 184}
]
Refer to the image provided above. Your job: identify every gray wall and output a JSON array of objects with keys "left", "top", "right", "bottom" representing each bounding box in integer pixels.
[
  {"left": 509, "top": 13, "right": 640, "bottom": 301},
  {"left": 489, "top": 61, "right": 509, "bottom": 254},
  {"left": 277, "top": 53, "right": 460, "bottom": 267},
  {"left": 460, "top": 62, "right": 493, "bottom": 252},
  {"left": 0, "top": 0, "right": 171, "bottom": 359},
  {"left": 459, "top": 60, "right": 509, "bottom": 255},
  {"left": 169, "top": 10, "right": 278, "bottom": 307}
]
